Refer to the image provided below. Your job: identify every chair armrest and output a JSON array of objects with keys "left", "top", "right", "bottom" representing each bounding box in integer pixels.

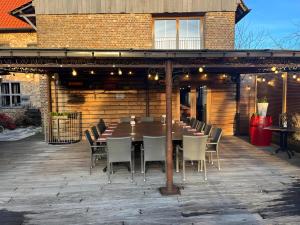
[
  {"left": 207, "top": 142, "right": 218, "bottom": 145},
  {"left": 176, "top": 145, "right": 183, "bottom": 151}
]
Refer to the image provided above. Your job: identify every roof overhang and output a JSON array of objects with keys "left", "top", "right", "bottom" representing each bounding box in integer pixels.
[
  {"left": 0, "top": 48, "right": 300, "bottom": 74},
  {"left": 10, "top": 1, "right": 36, "bottom": 31},
  {"left": 236, "top": 0, "right": 250, "bottom": 23}
]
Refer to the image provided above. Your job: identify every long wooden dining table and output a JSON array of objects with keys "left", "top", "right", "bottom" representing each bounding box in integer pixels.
[{"left": 97, "top": 121, "right": 204, "bottom": 143}]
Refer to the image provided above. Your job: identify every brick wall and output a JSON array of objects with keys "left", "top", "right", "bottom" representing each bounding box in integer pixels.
[
  {"left": 204, "top": 12, "right": 235, "bottom": 49},
  {"left": 0, "top": 73, "right": 42, "bottom": 121},
  {"left": 36, "top": 14, "right": 153, "bottom": 49},
  {"left": 0, "top": 32, "right": 37, "bottom": 47}
]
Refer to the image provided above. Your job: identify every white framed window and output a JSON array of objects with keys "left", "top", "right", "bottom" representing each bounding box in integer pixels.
[
  {"left": 154, "top": 18, "right": 202, "bottom": 50},
  {"left": 0, "top": 82, "right": 21, "bottom": 108}
]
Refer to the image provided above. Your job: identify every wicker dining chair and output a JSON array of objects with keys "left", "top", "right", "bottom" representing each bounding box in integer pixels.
[
  {"left": 176, "top": 135, "right": 209, "bottom": 181},
  {"left": 97, "top": 118, "right": 107, "bottom": 134},
  {"left": 206, "top": 128, "right": 223, "bottom": 170},
  {"left": 196, "top": 121, "right": 205, "bottom": 132},
  {"left": 91, "top": 126, "right": 100, "bottom": 140},
  {"left": 141, "top": 136, "right": 166, "bottom": 181},
  {"left": 85, "top": 130, "right": 107, "bottom": 175},
  {"left": 106, "top": 137, "right": 134, "bottom": 183},
  {"left": 203, "top": 124, "right": 213, "bottom": 136}
]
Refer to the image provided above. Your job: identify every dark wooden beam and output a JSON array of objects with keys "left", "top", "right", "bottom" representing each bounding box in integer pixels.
[{"left": 159, "top": 60, "right": 180, "bottom": 196}]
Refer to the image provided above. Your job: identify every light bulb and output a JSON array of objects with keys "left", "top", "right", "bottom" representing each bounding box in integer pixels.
[
  {"left": 72, "top": 69, "right": 77, "bottom": 76},
  {"left": 199, "top": 67, "right": 204, "bottom": 73},
  {"left": 154, "top": 74, "right": 159, "bottom": 81}
]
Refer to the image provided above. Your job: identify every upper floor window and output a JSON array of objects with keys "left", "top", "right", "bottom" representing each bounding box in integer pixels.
[
  {"left": 1, "top": 82, "right": 21, "bottom": 108},
  {"left": 154, "top": 18, "right": 202, "bottom": 50}
]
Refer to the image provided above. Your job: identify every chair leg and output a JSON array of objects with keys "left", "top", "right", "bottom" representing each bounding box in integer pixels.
[
  {"left": 198, "top": 161, "right": 200, "bottom": 172},
  {"left": 203, "top": 160, "right": 207, "bottom": 181},
  {"left": 176, "top": 146, "right": 179, "bottom": 173},
  {"left": 132, "top": 151, "right": 135, "bottom": 173},
  {"left": 143, "top": 161, "right": 146, "bottom": 182},
  {"left": 182, "top": 160, "right": 186, "bottom": 182},
  {"left": 90, "top": 153, "right": 93, "bottom": 175},
  {"left": 210, "top": 152, "right": 214, "bottom": 165},
  {"left": 107, "top": 161, "right": 111, "bottom": 184},
  {"left": 141, "top": 151, "right": 144, "bottom": 174},
  {"left": 130, "top": 161, "right": 133, "bottom": 183},
  {"left": 217, "top": 150, "right": 221, "bottom": 171}
]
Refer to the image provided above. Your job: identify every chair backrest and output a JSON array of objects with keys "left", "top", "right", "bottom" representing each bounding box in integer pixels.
[
  {"left": 98, "top": 118, "right": 107, "bottom": 133},
  {"left": 204, "top": 124, "right": 212, "bottom": 136},
  {"left": 211, "top": 128, "right": 222, "bottom": 143},
  {"left": 191, "top": 118, "right": 198, "bottom": 129},
  {"left": 91, "top": 126, "right": 100, "bottom": 140},
  {"left": 183, "top": 135, "right": 208, "bottom": 161},
  {"left": 143, "top": 136, "right": 166, "bottom": 161},
  {"left": 141, "top": 117, "right": 154, "bottom": 122},
  {"left": 107, "top": 137, "right": 132, "bottom": 163},
  {"left": 84, "top": 130, "right": 94, "bottom": 147},
  {"left": 120, "top": 117, "right": 131, "bottom": 123},
  {"left": 190, "top": 117, "right": 196, "bottom": 126}
]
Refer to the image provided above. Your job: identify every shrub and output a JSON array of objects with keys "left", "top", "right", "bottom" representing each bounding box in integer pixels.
[{"left": 0, "top": 113, "right": 16, "bottom": 130}]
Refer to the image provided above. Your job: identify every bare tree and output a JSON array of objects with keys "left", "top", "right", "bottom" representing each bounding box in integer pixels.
[
  {"left": 270, "top": 23, "right": 300, "bottom": 49},
  {"left": 235, "top": 21, "right": 269, "bottom": 49}
]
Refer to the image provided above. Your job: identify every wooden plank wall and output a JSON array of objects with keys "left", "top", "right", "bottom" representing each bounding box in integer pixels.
[
  {"left": 33, "top": 0, "right": 238, "bottom": 14},
  {"left": 257, "top": 75, "right": 283, "bottom": 126},
  {"left": 50, "top": 81, "right": 180, "bottom": 136},
  {"left": 287, "top": 77, "right": 300, "bottom": 114},
  {"left": 207, "top": 80, "right": 237, "bottom": 135}
]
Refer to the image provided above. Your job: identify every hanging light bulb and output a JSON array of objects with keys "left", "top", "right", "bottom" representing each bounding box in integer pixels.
[
  {"left": 90, "top": 70, "right": 95, "bottom": 75},
  {"left": 148, "top": 74, "right": 152, "bottom": 79},
  {"left": 128, "top": 71, "right": 133, "bottom": 75},
  {"left": 262, "top": 78, "right": 266, "bottom": 82},
  {"left": 271, "top": 67, "right": 277, "bottom": 72},
  {"left": 199, "top": 67, "right": 204, "bottom": 73},
  {"left": 26, "top": 74, "right": 31, "bottom": 79},
  {"left": 118, "top": 68, "right": 122, "bottom": 76},
  {"left": 185, "top": 74, "right": 190, "bottom": 79},
  {"left": 275, "top": 70, "right": 279, "bottom": 74},
  {"left": 203, "top": 74, "right": 208, "bottom": 78},
  {"left": 154, "top": 73, "right": 159, "bottom": 81},
  {"left": 249, "top": 75, "right": 253, "bottom": 80},
  {"left": 281, "top": 74, "right": 285, "bottom": 78},
  {"left": 222, "top": 74, "right": 227, "bottom": 78},
  {"left": 293, "top": 74, "right": 297, "bottom": 79},
  {"left": 110, "top": 71, "right": 114, "bottom": 76},
  {"left": 72, "top": 69, "right": 77, "bottom": 76},
  {"left": 297, "top": 77, "right": 300, "bottom": 82}
]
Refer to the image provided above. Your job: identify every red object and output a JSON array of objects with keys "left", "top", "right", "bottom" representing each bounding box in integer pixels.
[
  {"left": 249, "top": 115, "right": 273, "bottom": 146},
  {"left": 0, "top": 0, "right": 31, "bottom": 30},
  {"left": 0, "top": 113, "right": 16, "bottom": 130}
]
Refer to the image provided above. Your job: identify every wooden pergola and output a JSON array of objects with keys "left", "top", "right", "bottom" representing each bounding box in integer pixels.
[{"left": 1, "top": 48, "right": 300, "bottom": 195}]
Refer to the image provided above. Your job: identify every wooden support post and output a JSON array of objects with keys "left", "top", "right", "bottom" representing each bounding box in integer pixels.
[
  {"left": 190, "top": 87, "right": 197, "bottom": 119},
  {"left": 254, "top": 75, "right": 258, "bottom": 113},
  {"left": 145, "top": 78, "right": 150, "bottom": 116},
  {"left": 235, "top": 74, "right": 241, "bottom": 135},
  {"left": 282, "top": 72, "right": 288, "bottom": 114},
  {"left": 159, "top": 60, "right": 180, "bottom": 196}
]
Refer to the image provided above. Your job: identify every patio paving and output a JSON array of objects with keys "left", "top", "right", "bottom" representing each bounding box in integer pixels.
[{"left": 0, "top": 135, "right": 299, "bottom": 225}]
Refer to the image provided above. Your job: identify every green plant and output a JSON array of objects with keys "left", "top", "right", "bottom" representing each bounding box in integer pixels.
[
  {"left": 50, "top": 112, "right": 70, "bottom": 117},
  {"left": 257, "top": 96, "right": 268, "bottom": 103}
]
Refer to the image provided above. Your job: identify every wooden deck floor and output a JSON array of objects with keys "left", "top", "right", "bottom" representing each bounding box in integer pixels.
[{"left": 0, "top": 135, "right": 299, "bottom": 225}]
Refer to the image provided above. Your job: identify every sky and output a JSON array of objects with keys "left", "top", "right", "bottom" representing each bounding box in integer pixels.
[{"left": 238, "top": 0, "right": 300, "bottom": 49}]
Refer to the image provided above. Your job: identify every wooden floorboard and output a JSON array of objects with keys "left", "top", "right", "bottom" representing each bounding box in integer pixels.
[{"left": 0, "top": 135, "right": 299, "bottom": 224}]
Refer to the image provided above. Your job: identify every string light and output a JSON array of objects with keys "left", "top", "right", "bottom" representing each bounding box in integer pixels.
[
  {"left": 128, "top": 71, "right": 133, "bottom": 75},
  {"left": 118, "top": 68, "right": 122, "bottom": 76},
  {"left": 281, "top": 74, "right": 285, "bottom": 78},
  {"left": 271, "top": 67, "right": 277, "bottom": 72},
  {"left": 90, "top": 70, "right": 95, "bottom": 75},
  {"left": 297, "top": 78, "right": 300, "bottom": 82},
  {"left": 154, "top": 73, "right": 159, "bottom": 81},
  {"left": 249, "top": 75, "right": 253, "bottom": 80},
  {"left": 293, "top": 74, "right": 297, "bottom": 79},
  {"left": 275, "top": 70, "right": 279, "bottom": 74},
  {"left": 203, "top": 74, "right": 208, "bottom": 78},
  {"left": 262, "top": 78, "right": 266, "bottom": 82},
  {"left": 199, "top": 67, "right": 204, "bottom": 73},
  {"left": 148, "top": 74, "right": 152, "bottom": 79},
  {"left": 72, "top": 69, "right": 77, "bottom": 77},
  {"left": 185, "top": 74, "right": 190, "bottom": 79},
  {"left": 26, "top": 74, "right": 30, "bottom": 79},
  {"left": 110, "top": 72, "right": 114, "bottom": 76}
]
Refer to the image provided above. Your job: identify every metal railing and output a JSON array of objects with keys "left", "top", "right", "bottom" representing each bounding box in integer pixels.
[
  {"left": 155, "top": 37, "right": 201, "bottom": 50},
  {"left": 46, "top": 112, "right": 81, "bottom": 144}
]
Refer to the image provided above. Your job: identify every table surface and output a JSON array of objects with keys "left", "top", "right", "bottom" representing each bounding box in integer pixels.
[
  {"left": 97, "top": 121, "right": 204, "bottom": 142},
  {"left": 264, "top": 126, "right": 300, "bottom": 132}
]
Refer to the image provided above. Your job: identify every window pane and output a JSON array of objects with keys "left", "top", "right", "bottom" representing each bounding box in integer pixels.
[
  {"left": 155, "top": 20, "right": 176, "bottom": 49},
  {"left": 1, "top": 96, "right": 10, "bottom": 107},
  {"left": 11, "top": 83, "right": 20, "bottom": 94},
  {"left": 179, "top": 19, "right": 201, "bottom": 49},
  {"left": 12, "top": 96, "right": 21, "bottom": 107},
  {"left": 1, "top": 83, "right": 10, "bottom": 94}
]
